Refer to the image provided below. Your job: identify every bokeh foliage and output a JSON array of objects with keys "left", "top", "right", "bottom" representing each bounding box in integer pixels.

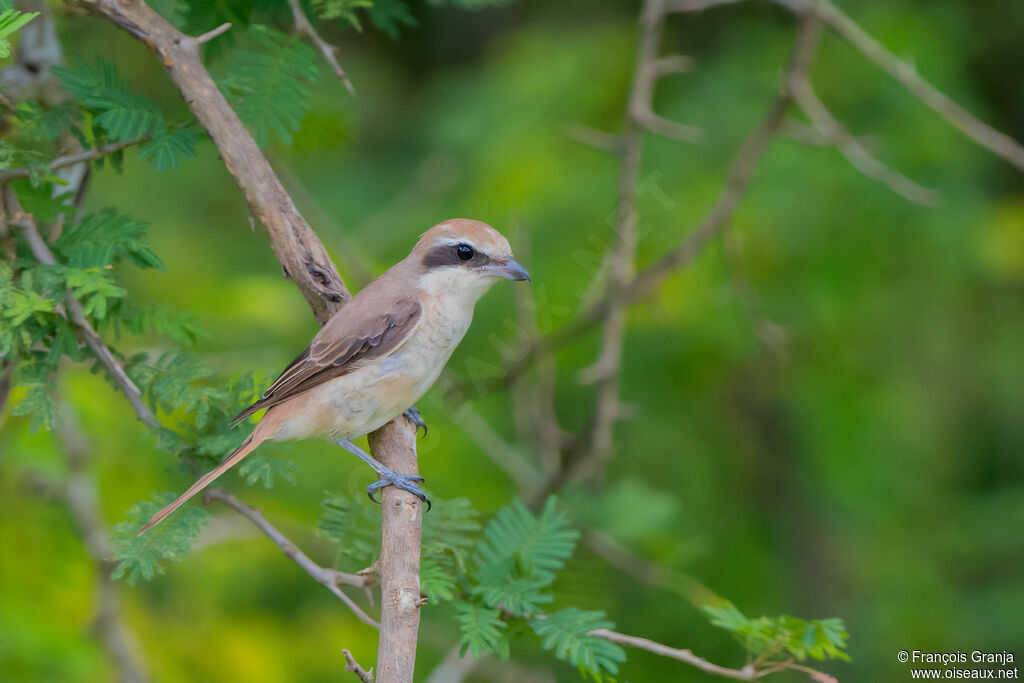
[{"left": 1, "top": 0, "right": 1022, "bottom": 681}]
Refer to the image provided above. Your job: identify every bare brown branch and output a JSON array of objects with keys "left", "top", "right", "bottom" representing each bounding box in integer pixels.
[
  {"left": 790, "top": 79, "right": 941, "bottom": 206},
  {"left": 69, "top": 0, "right": 349, "bottom": 323},
  {"left": 572, "top": 0, "right": 680, "bottom": 484},
  {"left": 343, "top": 649, "right": 375, "bottom": 682},
  {"left": 800, "top": 0, "right": 1024, "bottom": 171},
  {"left": 206, "top": 488, "right": 380, "bottom": 628}
]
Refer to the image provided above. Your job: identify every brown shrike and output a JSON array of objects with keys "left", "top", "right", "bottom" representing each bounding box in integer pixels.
[{"left": 139, "top": 219, "right": 529, "bottom": 534}]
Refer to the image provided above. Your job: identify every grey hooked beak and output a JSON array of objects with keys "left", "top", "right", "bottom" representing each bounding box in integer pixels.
[{"left": 487, "top": 258, "right": 531, "bottom": 281}]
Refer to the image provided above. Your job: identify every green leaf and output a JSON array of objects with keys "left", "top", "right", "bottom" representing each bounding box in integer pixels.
[
  {"left": 113, "top": 303, "right": 206, "bottom": 346},
  {"left": 9, "top": 361, "right": 56, "bottom": 433},
  {"left": 238, "top": 453, "right": 300, "bottom": 489},
  {"left": 455, "top": 601, "right": 507, "bottom": 659},
  {"left": 366, "top": 0, "right": 417, "bottom": 39},
  {"left": 472, "top": 576, "right": 552, "bottom": 616},
  {"left": 476, "top": 497, "right": 579, "bottom": 587},
  {"left": 529, "top": 608, "right": 625, "bottom": 678},
  {"left": 55, "top": 208, "right": 165, "bottom": 271},
  {"left": 219, "top": 26, "right": 321, "bottom": 146},
  {"left": 0, "top": 8, "right": 38, "bottom": 58},
  {"left": 317, "top": 491, "right": 380, "bottom": 569},
  {"left": 111, "top": 493, "right": 211, "bottom": 584},
  {"left": 313, "top": 0, "right": 373, "bottom": 29},
  {"left": 53, "top": 57, "right": 162, "bottom": 142},
  {"left": 14, "top": 101, "right": 81, "bottom": 143},
  {"left": 420, "top": 557, "right": 457, "bottom": 602},
  {"left": 139, "top": 126, "right": 201, "bottom": 171},
  {"left": 703, "top": 604, "right": 851, "bottom": 663}
]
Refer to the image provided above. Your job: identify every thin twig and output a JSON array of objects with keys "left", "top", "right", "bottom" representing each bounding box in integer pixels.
[
  {"left": 571, "top": 0, "right": 674, "bottom": 484},
  {"left": 591, "top": 628, "right": 760, "bottom": 680},
  {"left": 343, "top": 649, "right": 375, "bottom": 682},
  {"left": 456, "top": 15, "right": 822, "bottom": 399},
  {"left": 192, "top": 22, "right": 231, "bottom": 45},
  {"left": 0, "top": 139, "right": 144, "bottom": 183},
  {"left": 628, "top": 12, "right": 821, "bottom": 292},
  {"left": 790, "top": 79, "right": 941, "bottom": 206},
  {"left": 205, "top": 488, "right": 380, "bottom": 629},
  {"left": 672, "top": 0, "right": 1024, "bottom": 169},
  {"left": 591, "top": 627, "right": 837, "bottom": 681},
  {"left": 286, "top": 0, "right": 356, "bottom": 94},
  {"left": 797, "top": 0, "right": 1024, "bottom": 171},
  {"left": 565, "top": 123, "right": 623, "bottom": 153},
  {"left": 553, "top": 12, "right": 823, "bottom": 490}
]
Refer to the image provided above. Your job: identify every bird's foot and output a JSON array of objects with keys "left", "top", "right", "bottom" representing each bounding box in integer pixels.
[
  {"left": 367, "top": 467, "right": 432, "bottom": 511},
  {"left": 403, "top": 405, "right": 427, "bottom": 437}
]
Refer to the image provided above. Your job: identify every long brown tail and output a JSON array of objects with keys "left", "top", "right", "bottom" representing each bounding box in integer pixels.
[{"left": 137, "top": 433, "right": 264, "bottom": 535}]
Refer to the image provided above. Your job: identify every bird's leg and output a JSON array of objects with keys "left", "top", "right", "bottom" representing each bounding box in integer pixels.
[
  {"left": 403, "top": 405, "right": 427, "bottom": 436},
  {"left": 336, "top": 439, "right": 431, "bottom": 511}
]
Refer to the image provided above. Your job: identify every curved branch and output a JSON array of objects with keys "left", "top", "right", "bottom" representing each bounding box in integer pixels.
[
  {"left": 206, "top": 488, "right": 380, "bottom": 629},
  {"left": 801, "top": 0, "right": 1024, "bottom": 171},
  {"left": 286, "top": 0, "right": 355, "bottom": 94},
  {"left": 70, "top": 0, "right": 349, "bottom": 323}
]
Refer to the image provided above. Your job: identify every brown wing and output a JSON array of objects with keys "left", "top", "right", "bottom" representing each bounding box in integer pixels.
[{"left": 231, "top": 297, "right": 421, "bottom": 426}]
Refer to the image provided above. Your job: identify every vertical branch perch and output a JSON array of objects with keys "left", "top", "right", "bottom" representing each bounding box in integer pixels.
[{"left": 369, "top": 420, "right": 424, "bottom": 683}]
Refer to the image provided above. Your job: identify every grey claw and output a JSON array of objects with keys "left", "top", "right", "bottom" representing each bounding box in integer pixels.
[
  {"left": 366, "top": 469, "right": 431, "bottom": 511},
  {"left": 403, "top": 406, "right": 428, "bottom": 437}
]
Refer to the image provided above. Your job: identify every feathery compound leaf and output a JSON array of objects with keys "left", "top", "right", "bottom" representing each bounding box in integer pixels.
[
  {"left": 53, "top": 57, "right": 162, "bottom": 142},
  {"left": 139, "top": 126, "right": 200, "bottom": 171},
  {"left": 219, "top": 26, "right": 321, "bottom": 146},
  {"left": 423, "top": 496, "right": 480, "bottom": 559},
  {"left": 703, "top": 604, "right": 851, "bottom": 663},
  {"left": 420, "top": 557, "right": 458, "bottom": 602},
  {"left": 455, "top": 602, "right": 508, "bottom": 659},
  {"left": 55, "top": 208, "right": 164, "bottom": 271},
  {"left": 0, "top": 8, "right": 38, "bottom": 58},
  {"left": 313, "top": 0, "right": 373, "bottom": 29},
  {"left": 112, "top": 303, "right": 205, "bottom": 346},
  {"left": 14, "top": 101, "right": 81, "bottom": 143},
  {"left": 476, "top": 497, "right": 579, "bottom": 586},
  {"left": 8, "top": 361, "right": 56, "bottom": 433},
  {"left": 529, "top": 608, "right": 626, "bottom": 679},
  {"left": 111, "top": 493, "right": 210, "bottom": 584},
  {"left": 238, "top": 453, "right": 300, "bottom": 489},
  {"left": 366, "top": 0, "right": 417, "bottom": 39},
  {"left": 317, "top": 492, "right": 379, "bottom": 569},
  {"left": 472, "top": 576, "right": 552, "bottom": 615}
]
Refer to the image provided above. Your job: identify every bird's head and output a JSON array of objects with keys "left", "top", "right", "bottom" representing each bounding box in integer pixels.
[{"left": 413, "top": 219, "right": 530, "bottom": 300}]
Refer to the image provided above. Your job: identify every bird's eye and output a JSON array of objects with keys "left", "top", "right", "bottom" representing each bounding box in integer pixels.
[{"left": 456, "top": 245, "right": 475, "bottom": 261}]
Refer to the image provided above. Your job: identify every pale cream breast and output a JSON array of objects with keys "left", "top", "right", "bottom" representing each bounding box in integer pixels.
[{"left": 267, "top": 291, "right": 474, "bottom": 442}]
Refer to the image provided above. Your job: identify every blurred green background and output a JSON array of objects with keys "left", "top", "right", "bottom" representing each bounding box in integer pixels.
[{"left": 2, "top": 0, "right": 1023, "bottom": 680}]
